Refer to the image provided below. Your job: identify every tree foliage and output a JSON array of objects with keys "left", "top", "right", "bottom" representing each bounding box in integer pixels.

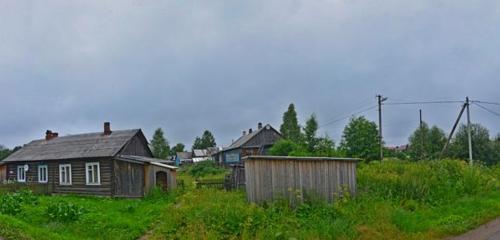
[
  {"left": 279, "top": 103, "right": 302, "bottom": 143},
  {"left": 151, "top": 128, "right": 170, "bottom": 159},
  {"left": 448, "top": 123, "right": 497, "bottom": 165},
  {"left": 171, "top": 143, "right": 185, "bottom": 154},
  {"left": 0, "top": 145, "right": 19, "bottom": 161},
  {"left": 303, "top": 114, "right": 319, "bottom": 152},
  {"left": 407, "top": 123, "right": 446, "bottom": 160},
  {"left": 340, "top": 116, "right": 379, "bottom": 161},
  {"left": 192, "top": 130, "right": 216, "bottom": 150}
]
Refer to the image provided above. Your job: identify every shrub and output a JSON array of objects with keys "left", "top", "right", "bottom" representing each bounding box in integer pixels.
[
  {"left": 46, "top": 201, "right": 86, "bottom": 222},
  {"left": 187, "top": 161, "right": 226, "bottom": 178},
  {"left": 0, "top": 190, "right": 38, "bottom": 216},
  {"left": 357, "top": 159, "right": 498, "bottom": 205},
  {"left": 0, "top": 195, "right": 22, "bottom": 215}
]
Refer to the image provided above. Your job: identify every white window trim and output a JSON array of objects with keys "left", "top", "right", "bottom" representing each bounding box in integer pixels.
[
  {"left": 85, "top": 162, "right": 101, "bottom": 186},
  {"left": 38, "top": 165, "right": 48, "bottom": 183},
  {"left": 59, "top": 164, "right": 72, "bottom": 185},
  {"left": 17, "top": 165, "right": 26, "bottom": 183}
]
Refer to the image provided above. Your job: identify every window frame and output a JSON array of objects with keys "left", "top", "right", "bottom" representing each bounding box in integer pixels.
[
  {"left": 17, "top": 165, "right": 26, "bottom": 183},
  {"left": 85, "top": 162, "right": 101, "bottom": 186},
  {"left": 38, "top": 165, "right": 48, "bottom": 183},
  {"left": 59, "top": 164, "right": 72, "bottom": 185}
]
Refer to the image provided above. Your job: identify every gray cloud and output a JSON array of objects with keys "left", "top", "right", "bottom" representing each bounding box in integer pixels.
[{"left": 1, "top": 0, "right": 500, "bottom": 148}]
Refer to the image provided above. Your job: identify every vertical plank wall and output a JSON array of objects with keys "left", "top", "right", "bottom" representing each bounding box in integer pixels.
[{"left": 244, "top": 156, "right": 358, "bottom": 204}]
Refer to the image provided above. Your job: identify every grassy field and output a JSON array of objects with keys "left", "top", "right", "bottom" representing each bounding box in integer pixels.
[{"left": 0, "top": 159, "right": 498, "bottom": 240}]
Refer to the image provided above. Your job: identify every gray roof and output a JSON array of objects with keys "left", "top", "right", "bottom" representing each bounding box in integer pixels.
[
  {"left": 176, "top": 151, "right": 192, "bottom": 159},
  {"left": 3, "top": 129, "right": 141, "bottom": 162},
  {"left": 225, "top": 124, "right": 278, "bottom": 151},
  {"left": 193, "top": 149, "right": 208, "bottom": 157},
  {"left": 116, "top": 155, "right": 177, "bottom": 169}
]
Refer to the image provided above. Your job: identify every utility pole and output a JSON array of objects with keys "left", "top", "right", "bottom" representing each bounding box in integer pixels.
[
  {"left": 466, "top": 97, "right": 473, "bottom": 165},
  {"left": 420, "top": 109, "right": 424, "bottom": 160},
  {"left": 440, "top": 101, "right": 467, "bottom": 159},
  {"left": 377, "top": 94, "right": 388, "bottom": 160}
]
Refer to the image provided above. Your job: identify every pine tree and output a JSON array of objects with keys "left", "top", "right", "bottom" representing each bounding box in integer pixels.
[
  {"left": 150, "top": 128, "right": 170, "bottom": 159},
  {"left": 280, "top": 103, "right": 302, "bottom": 143},
  {"left": 201, "top": 130, "right": 216, "bottom": 148},
  {"left": 192, "top": 130, "right": 217, "bottom": 150},
  {"left": 304, "top": 114, "right": 319, "bottom": 152}
]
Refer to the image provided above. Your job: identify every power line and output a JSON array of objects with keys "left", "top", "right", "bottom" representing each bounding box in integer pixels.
[
  {"left": 383, "top": 100, "right": 463, "bottom": 106},
  {"left": 473, "top": 100, "right": 500, "bottom": 106},
  {"left": 320, "top": 105, "right": 377, "bottom": 128},
  {"left": 473, "top": 102, "right": 500, "bottom": 117}
]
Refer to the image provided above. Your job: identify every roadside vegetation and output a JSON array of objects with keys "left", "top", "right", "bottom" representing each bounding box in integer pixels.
[{"left": 0, "top": 159, "right": 498, "bottom": 240}]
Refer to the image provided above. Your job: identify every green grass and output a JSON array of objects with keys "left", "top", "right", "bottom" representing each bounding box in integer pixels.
[
  {"left": 0, "top": 159, "right": 498, "bottom": 240},
  {"left": 0, "top": 191, "right": 177, "bottom": 240}
]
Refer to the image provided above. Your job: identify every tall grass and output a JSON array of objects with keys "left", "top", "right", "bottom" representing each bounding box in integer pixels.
[
  {"left": 358, "top": 159, "right": 498, "bottom": 204},
  {"left": 146, "top": 159, "right": 499, "bottom": 239}
]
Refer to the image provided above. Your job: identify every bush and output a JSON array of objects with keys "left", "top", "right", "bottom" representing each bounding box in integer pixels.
[
  {"left": 0, "top": 190, "right": 38, "bottom": 216},
  {"left": 187, "top": 161, "right": 226, "bottom": 178},
  {"left": 357, "top": 159, "right": 498, "bottom": 205},
  {"left": 0, "top": 195, "right": 22, "bottom": 215},
  {"left": 46, "top": 201, "right": 86, "bottom": 222}
]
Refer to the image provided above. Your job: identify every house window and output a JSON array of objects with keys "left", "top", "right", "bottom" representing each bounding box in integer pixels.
[
  {"left": 17, "top": 165, "right": 26, "bottom": 183},
  {"left": 38, "top": 165, "right": 48, "bottom": 183},
  {"left": 59, "top": 164, "right": 72, "bottom": 185},
  {"left": 85, "top": 162, "right": 100, "bottom": 185}
]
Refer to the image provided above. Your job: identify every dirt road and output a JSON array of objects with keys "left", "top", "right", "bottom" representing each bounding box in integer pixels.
[{"left": 449, "top": 218, "right": 500, "bottom": 240}]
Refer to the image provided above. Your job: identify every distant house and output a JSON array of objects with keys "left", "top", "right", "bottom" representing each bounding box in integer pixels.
[
  {"left": 175, "top": 152, "right": 193, "bottom": 166},
  {"left": 213, "top": 123, "right": 282, "bottom": 165},
  {"left": 1, "top": 122, "right": 177, "bottom": 197},
  {"left": 192, "top": 149, "right": 212, "bottom": 163}
]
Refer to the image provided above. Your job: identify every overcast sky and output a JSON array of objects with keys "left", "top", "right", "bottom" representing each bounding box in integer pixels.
[{"left": 1, "top": 0, "right": 500, "bottom": 149}]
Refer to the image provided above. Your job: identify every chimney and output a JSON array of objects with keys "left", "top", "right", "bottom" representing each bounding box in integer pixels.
[
  {"left": 258, "top": 122, "right": 263, "bottom": 129},
  {"left": 104, "top": 122, "right": 112, "bottom": 135},
  {"left": 45, "top": 130, "right": 53, "bottom": 141},
  {"left": 249, "top": 128, "right": 253, "bottom": 134},
  {"left": 242, "top": 131, "right": 246, "bottom": 136}
]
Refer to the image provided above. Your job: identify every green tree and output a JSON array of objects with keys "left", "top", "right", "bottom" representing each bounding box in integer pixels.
[
  {"left": 303, "top": 114, "right": 319, "bottom": 152},
  {"left": 313, "top": 134, "right": 337, "bottom": 157},
  {"left": 340, "top": 116, "right": 379, "bottom": 161},
  {"left": 407, "top": 123, "right": 446, "bottom": 160},
  {"left": 269, "top": 139, "right": 299, "bottom": 156},
  {"left": 192, "top": 137, "right": 203, "bottom": 150},
  {"left": 192, "top": 130, "right": 217, "bottom": 150},
  {"left": 428, "top": 126, "right": 447, "bottom": 159},
  {"left": 150, "top": 128, "right": 170, "bottom": 159},
  {"left": 280, "top": 103, "right": 302, "bottom": 143},
  {"left": 0, "top": 145, "right": 12, "bottom": 160},
  {"left": 448, "top": 123, "right": 493, "bottom": 165},
  {"left": 171, "top": 143, "right": 185, "bottom": 154},
  {"left": 201, "top": 130, "right": 216, "bottom": 148}
]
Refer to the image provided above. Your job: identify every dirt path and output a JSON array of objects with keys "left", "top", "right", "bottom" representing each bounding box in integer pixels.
[{"left": 448, "top": 218, "right": 500, "bottom": 240}]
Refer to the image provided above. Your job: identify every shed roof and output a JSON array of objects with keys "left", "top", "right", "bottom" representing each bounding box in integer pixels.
[
  {"left": 117, "top": 155, "right": 177, "bottom": 169},
  {"left": 193, "top": 149, "right": 208, "bottom": 157},
  {"left": 3, "top": 129, "right": 142, "bottom": 162}
]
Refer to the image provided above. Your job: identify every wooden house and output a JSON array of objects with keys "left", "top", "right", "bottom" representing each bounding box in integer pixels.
[
  {"left": 213, "top": 123, "right": 282, "bottom": 165},
  {"left": 1, "top": 122, "right": 176, "bottom": 197}
]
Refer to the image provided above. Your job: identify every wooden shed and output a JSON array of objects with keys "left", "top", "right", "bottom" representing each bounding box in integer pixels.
[
  {"left": 244, "top": 156, "right": 359, "bottom": 204},
  {"left": 1, "top": 122, "right": 177, "bottom": 197}
]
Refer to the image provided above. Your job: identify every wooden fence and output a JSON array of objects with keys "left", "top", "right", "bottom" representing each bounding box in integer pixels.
[
  {"left": 195, "top": 179, "right": 225, "bottom": 189},
  {"left": 0, "top": 182, "right": 50, "bottom": 194},
  {"left": 244, "top": 156, "right": 359, "bottom": 204}
]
